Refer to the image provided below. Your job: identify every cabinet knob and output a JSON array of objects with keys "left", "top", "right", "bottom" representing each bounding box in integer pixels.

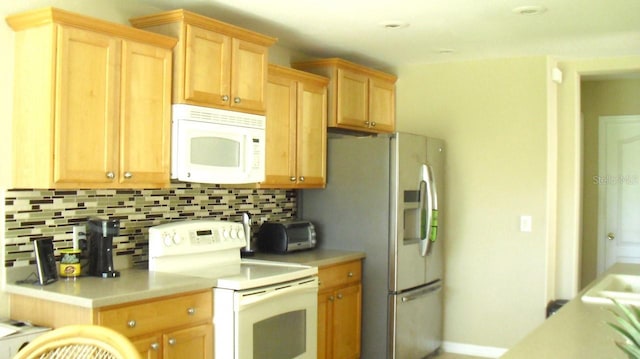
[
  {"left": 106, "top": 172, "right": 115, "bottom": 179},
  {"left": 370, "top": 121, "right": 377, "bottom": 127},
  {"left": 290, "top": 176, "right": 297, "bottom": 182},
  {"left": 187, "top": 307, "right": 196, "bottom": 315},
  {"left": 608, "top": 232, "right": 616, "bottom": 240},
  {"left": 347, "top": 271, "right": 354, "bottom": 277},
  {"left": 168, "top": 338, "right": 176, "bottom": 346},
  {"left": 221, "top": 95, "right": 229, "bottom": 102},
  {"left": 150, "top": 342, "right": 159, "bottom": 351},
  {"left": 337, "top": 293, "right": 343, "bottom": 300},
  {"left": 123, "top": 171, "right": 133, "bottom": 179},
  {"left": 329, "top": 295, "right": 335, "bottom": 301},
  {"left": 234, "top": 97, "right": 241, "bottom": 104},
  {"left": 127, "top": 320, "right": 136, "bottom": 328},
  {"left": 299, "top": 176, "right": 305, "bottom": 182}
]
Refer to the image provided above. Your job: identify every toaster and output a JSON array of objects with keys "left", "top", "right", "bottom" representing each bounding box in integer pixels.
[{"left": 257, "top": 220, "right": 316, "bottom": 253}]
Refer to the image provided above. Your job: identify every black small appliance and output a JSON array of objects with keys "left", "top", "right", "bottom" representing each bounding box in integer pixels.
[{"left": 84, "top": 218, "right": 120, "bottom": 278}]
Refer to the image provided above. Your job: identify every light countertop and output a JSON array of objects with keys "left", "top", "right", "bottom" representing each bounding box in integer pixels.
[
  {"left": 252, "top": 248, "right": 365, "bottom": 267},
  {"left": 4, "top": 249, "right": 363, "bottom": 309},
  {"left": 501, "top": 263, "right": 640, "bottom": 358},
  {"left": 5, "top": 268, "right": 215, "bottom": 308}
]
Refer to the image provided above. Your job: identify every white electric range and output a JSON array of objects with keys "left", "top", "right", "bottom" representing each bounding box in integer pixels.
[{"left": 149, "top": 219, "right": 318, "bottom": 359}]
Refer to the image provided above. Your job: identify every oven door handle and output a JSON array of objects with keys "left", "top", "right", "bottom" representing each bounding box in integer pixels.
[{"left": 237, "top": 279, "right": 318, "bottom": 311}]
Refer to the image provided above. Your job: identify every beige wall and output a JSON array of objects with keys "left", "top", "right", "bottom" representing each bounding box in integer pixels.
[
  {"left": 580, "top": 79, "right": 640, "bottom": 287},
  {"left": 396, "top": 57, "right": 552, "bottom": 348}
]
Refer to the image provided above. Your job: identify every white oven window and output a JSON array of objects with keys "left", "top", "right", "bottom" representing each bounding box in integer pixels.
[
  {"left": 191, "top": 136, "right": 240, "bottom": 168},
  {"left": 253, "top": 309, "right": 306, "bottom": 358}
]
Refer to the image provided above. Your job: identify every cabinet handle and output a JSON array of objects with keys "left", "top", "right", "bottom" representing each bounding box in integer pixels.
[
  {"left": 347, "top": 271, "right": 354, "bottom": 278},
  {"left": 329, "top": 295, "right": 335, "bottom": 302},
  {"left": 290, "top": 176, "right": 297, "bottom": 182},
  {"left": 299, "top": 176, "right": 305, "bottom": 182},
  {"left": 123, "top": 171, "right": 133, "bottom": 179},
  {"left": 187, "top": 307, "right": 196, "bottom": 315},
  {"left": 234, "top": 97, "right": 241, "bottom": 104},
  {"left": 168, "top": 338, "right": 176, "bottom": 346},
  {"left": 127, "top": 320, "right": 136, "bottom": 328},
  {"left": 221, "top": 95, "right": 229, "bottom": 102},
  {"left": 370, "top": 121, "right": 377, "bottom": 127},
  {"left": 106, "top": 172, "right": 115, "bottom": 179},
  {"left": 337, "top": 293, "right": 343, "bottom": 300},
  {"left": 150, "top": 342, "right": 159, "bottom": 351}
]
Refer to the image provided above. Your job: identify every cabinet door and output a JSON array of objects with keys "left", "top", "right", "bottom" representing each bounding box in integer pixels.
[
  {"left": 132, "top": 334, "right": 161, "bottom": 359},
  {"left": 184, "top": 24, "right": 231, "bottom": 107},
  {"left": 369, "top": 77, "right": 396, "bottom": 133},
  {"left": 296, "top": 80, "right": 327, "bottom": 188},
  {"left": 54, "top": 26, "right": 120, "bottom": 185},
  {"left": 317, "top": 290, "right": 333, "bottom": 359},
  {"left": 164, "top": 323, "right": 213, "bottom": 359},
  {"left": 120, "top": 40, "right": 172, "bottom": 187},
  {"left": 332, "top": 284, "right": 362, "bottom": 359},
  {"left": 231, "top": 38, "right": 268, "bottom": 113},
  {"left": 264, "top": 74, "right": 297, "bottom": 186},
  {"left": 335, "top": 68, "right": 368, "bottom": 130}
]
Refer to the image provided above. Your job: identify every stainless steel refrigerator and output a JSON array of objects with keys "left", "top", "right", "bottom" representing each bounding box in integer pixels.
[{"left": 300, "top": 132, "right": 444, "bottom": 359}]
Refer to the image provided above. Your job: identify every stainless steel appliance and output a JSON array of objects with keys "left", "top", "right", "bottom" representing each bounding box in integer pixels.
[
  {"left": 84, "top": 218, "right": 120, "bottom": 278},
  {"left": 171, "top": 104, "right": 266, "bottom": 184},
  {"left": 257, "top": 220, "right": 317, "bottom": 253},
  {"left": 148, "top": 219, "right": 318, "bottom": 359},
  {"left": 301, "top": 132, "right": 445, "bottom": 358}
]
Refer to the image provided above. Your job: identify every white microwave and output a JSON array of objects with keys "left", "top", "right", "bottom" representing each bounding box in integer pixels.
[{"left": 171, "top": 104, "right": 266, "bottom": 184}]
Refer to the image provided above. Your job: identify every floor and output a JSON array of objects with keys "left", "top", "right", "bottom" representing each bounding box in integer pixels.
[{"left": 435, "top": 353, "right": 486, "bottom": 359}]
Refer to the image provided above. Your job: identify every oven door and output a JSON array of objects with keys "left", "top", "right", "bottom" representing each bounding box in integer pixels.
[{"left": 215, "top": 277, "right": 318, "bottom": 359}]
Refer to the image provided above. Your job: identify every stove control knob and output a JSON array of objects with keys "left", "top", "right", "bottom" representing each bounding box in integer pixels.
[
  {"left": 230, "top": 229, "right": 238, "bottom": 239},
  {"left": 163, "top": 233, "right": 173, "bottom": 247},
  {"left": 222, "top": 228, "right": 229, "bottom": 240},
  {"left": 172, "top": 234, "right": 182, "bottom": 245}
]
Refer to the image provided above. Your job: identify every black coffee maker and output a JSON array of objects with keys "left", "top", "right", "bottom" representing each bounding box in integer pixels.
[{"left": 84, "top": 218, "right": 120, "bottom": 278}]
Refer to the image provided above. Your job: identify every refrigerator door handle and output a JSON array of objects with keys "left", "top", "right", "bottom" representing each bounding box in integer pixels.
[
  {"left": 401, "top": 284, "right": 442, "bottom": 303},
  {"left": 427, "top": 164, "right": 439, "bottom": 255},
  {"left": 419, "top": 164, "right": 433, "bottom": 256}
]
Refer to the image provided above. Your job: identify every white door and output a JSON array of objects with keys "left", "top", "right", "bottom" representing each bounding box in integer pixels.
[{"left": 599, "top": 115, "right": 640, "bottom": 271}]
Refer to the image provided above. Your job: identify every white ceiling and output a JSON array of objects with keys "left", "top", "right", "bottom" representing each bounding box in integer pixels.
[{"left": 134, "top": 0, "right": 640, "bottom": 71}]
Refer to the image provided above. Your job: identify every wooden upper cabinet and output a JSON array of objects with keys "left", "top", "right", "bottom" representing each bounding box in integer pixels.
[
  {"left": 6, "top": 7, "right": 176, "bottom": 189},
  {"left": 54, "top": 26, "right": 120, "bottom": 186},
  {"left": 293, "top": 58, "right": 397, "bottom": 134},
  {"left": 130, "top": 9, "right": 276, "bottom": 115},
  {"left": 120, "top": 40, "right": 173, "bottom": 186},
  {"left": 259, "top": 65, "right": 328, "bottom": 189},
  {"left": 183, "top": 24, "right": 231, "bottom": 106}
]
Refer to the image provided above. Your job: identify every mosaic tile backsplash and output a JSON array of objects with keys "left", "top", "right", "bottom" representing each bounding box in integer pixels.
[{"left": 4, "top": 183, "right": 297, "bottom": 268}]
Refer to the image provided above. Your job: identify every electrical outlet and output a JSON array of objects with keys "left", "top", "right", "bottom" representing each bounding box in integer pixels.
[{"left": 520, "top": 216, "right": 532, "bottom": 232}]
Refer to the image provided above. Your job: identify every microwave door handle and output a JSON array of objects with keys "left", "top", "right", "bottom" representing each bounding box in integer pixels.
[{"left": 419, "top": 164, "right": 433, "bottom": 257}]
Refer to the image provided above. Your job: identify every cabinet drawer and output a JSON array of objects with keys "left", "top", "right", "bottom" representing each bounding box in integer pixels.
[
  {"left": 98, "top": 290, "right": 212, "bottom": 337},
  {"left": 318, "top": 260, "right": 361, "bottom": 290}
]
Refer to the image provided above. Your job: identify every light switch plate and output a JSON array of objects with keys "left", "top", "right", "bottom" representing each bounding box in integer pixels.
[{"left": 520, "top": 215, "right": 532, "bottom": 232}]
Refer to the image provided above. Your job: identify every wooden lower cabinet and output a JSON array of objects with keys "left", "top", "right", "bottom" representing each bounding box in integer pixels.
[
  {"left": 317, "top": 260, "right": 362, "bottom": 359},
  {"left": 10, "top": 290, "right": 213, "bottom": 359}
]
